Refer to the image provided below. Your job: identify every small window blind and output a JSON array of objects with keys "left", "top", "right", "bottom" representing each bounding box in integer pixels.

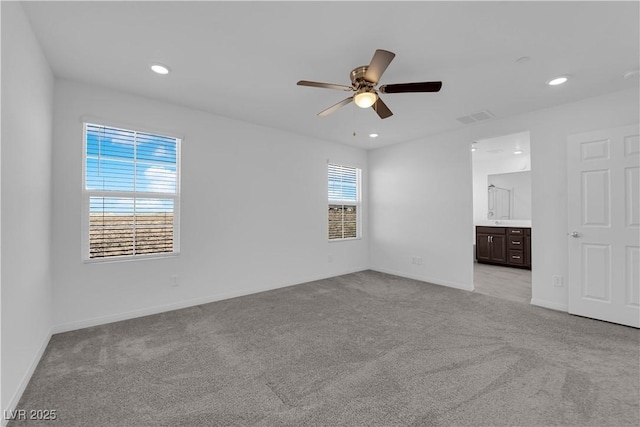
[
  {"left": 84, "top": 123, "right": 180, "bottom": 259},
  {"left": 328, "top": 163, "right": 361, "bottom": 240}
]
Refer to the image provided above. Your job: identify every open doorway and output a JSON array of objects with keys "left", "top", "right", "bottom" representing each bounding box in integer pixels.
[{"left": 471, "top": 131, "right": 532, "bottom": 304}]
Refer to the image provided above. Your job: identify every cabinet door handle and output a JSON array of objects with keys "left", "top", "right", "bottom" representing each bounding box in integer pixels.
[
  {"left": 490, "top": 236, "right": 493, "bottom": 243},
  {"left": 512, "top": 241, "right": 521, "bottom": 245},
  {"left": 487, "top": 236, "right": 490, "bottom": 243},
  {"left": 512, "top": 255, "right": 521, "bottom": 259}
]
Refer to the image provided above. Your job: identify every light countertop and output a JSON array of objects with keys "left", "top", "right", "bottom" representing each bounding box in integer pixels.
[{"left": 475, "top": 220, "right": 532, "bottom": 228}]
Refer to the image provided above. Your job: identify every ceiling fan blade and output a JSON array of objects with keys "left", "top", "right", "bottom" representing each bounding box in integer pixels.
[
  {"left": 379, "top": 81, "right": 442, "bottom": 93},
  {"left": 372, "top": 97, "right": 393, "bottom": 119},
  {"left": 364, "top": 49, "right": 396, "bottom": 84},
  {"left": 297, "top": 80, "right": 353, "bottom": 91},
  {"left": 318, "top": 97, "right": 353, "bottom": 117}
]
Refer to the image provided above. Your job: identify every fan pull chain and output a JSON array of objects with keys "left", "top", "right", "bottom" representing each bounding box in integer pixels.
[{"left": 352, "top": 103, "right": 356, "bottom": 137}]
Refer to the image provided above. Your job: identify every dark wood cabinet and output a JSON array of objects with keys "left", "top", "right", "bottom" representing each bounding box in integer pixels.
[
  {"left": 507, "top": 228, "right": 525, "bottom": 266},
  {"left": 475, "top": 233, "right": 491, "bottom": 261},
  {"left": 476, "top": 227, "right": 507, "bottom": 264},
  {"left": 524, "top": 228, "right": 531, "bottom": 267},
  {"left": 476, "top": 234, "right": 490, "bottom": 262},
  {"left": 476, "top": 226, "right": 531, "bottom": 269}
]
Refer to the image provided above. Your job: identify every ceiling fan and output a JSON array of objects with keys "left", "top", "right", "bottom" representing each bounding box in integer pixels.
[{"left": 297, "top": 49, "right": 442, "bottom": 119}]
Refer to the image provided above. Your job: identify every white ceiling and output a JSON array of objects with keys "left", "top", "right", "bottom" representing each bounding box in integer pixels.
[
  {"left": 473, "top": 130, "right": 530, "bottom": 162},
  {"left": 21, "top": 1, "right": 639, "bottom": 150}
]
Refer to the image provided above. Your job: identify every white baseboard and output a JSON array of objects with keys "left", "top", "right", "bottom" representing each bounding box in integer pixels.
[
  {"left": 52, "top": 267, "right": 367, "bottom": 334},
  {"left": 530, "top": 298, "right": 568, "bottom": 312},
  {"left": 370, "top": 267, "right": 474, "bottom": 292},
  {"left": 2, "top": 330, "right": 52, "bottom": 427}
]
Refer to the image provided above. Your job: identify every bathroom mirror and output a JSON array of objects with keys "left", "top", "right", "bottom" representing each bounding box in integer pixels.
[{"left": 487, "top": 171, "right": 531, "bottom": 220}]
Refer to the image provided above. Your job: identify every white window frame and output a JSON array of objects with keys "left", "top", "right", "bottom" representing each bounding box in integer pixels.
[
  {"left": 81, "top": 122, "right": 181, "bottom": 262},
  {"left": 328, "top": 163, "right": 362, "bottom": 241}
]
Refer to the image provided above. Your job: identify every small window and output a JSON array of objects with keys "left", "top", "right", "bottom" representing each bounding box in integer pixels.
[
  {"left": 83, "top": 123, "right": 180, "bottom": 260},
  {"left": 328, "top": 163, "right": 361, "bottom": 240}
]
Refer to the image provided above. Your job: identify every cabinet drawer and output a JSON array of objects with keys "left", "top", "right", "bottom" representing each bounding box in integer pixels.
[
  {"left": 508, "top": 228, "right": 524, "bottom": 235},
  {"left": 508, "top": 250, "right": 525, "bottom": 265},
  {"left": 509, "top": 237, "right": 524, "bottom": 249},
  {"left": 477, "top": 227, "right": 506, "bottom": 234}
]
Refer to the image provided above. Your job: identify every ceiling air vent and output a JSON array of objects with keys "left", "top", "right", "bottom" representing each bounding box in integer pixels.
[{"left": 456, "top": 110, "right": 496, "bottom": 125}]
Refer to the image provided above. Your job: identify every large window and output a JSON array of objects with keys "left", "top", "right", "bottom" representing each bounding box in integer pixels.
[
  {"left": 83, "top": 123, "right": 180, "bottom": 260},
  {"left": 328, "top": 163, "right": 361, "bottom": 240}
]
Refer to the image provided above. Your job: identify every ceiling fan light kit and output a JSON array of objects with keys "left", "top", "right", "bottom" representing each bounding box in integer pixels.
[
  {"left": 297, "top": 49, "right": 442, "bottom": 119},
  {"left": 354, "top": 89, "right": 378, "bottom": 108}
]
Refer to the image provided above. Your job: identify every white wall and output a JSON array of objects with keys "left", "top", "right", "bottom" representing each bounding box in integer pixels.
[
  {"left": 51, "top": 79, "right": 368, "bottom": 331},
  {"left": 369, "top": 88, "right": 639, "bottom": 311},
  {"left": 1, "top": 1, "right": 54, "bottom": 418},
  {"left": 368, "top": 132, "right": 475, "bottom": 291}
]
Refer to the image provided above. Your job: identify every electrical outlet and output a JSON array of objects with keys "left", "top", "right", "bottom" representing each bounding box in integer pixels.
[
  {"left": 553, "top": 275, "right": 563, "bottom": 287},
  {"left": 171, "top": 274, "right": 179, "bottom": 287},
  {"left": 411, "top": 256, "right": 423, "bottom": 265}
]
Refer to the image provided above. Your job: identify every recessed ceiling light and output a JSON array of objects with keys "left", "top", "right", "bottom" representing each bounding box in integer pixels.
[
  {"left": 369, "top": 133, "right": 379, "bottom": 138},
  {"left": 150, "top": 64, "right": 170, "bottom": 75},
  {"left": 514, "top": 150, "right": 523, "bottom": 155},
  {"left": 547, "top": 75, "right": 568, "bottom": 86}
]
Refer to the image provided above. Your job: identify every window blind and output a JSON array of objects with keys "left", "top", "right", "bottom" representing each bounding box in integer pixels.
[
  {"left": 84, "top": 124, "right": 180, "bottom": 259},
  {"left": 328, "top": 164, "right": 360, "bottom": 240}
]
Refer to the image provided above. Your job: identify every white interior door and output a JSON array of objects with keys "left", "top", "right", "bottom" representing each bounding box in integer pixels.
[{"left": 567, "top": 124, "right": 639, "bottom": 328}]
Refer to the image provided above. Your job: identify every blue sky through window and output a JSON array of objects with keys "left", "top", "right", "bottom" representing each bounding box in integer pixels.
[
  {"left": 328, "top": 164, "right": 358, "bottom": 202},
  {"left": 86, "top": 124, "right": 178, "bottom": 213}
]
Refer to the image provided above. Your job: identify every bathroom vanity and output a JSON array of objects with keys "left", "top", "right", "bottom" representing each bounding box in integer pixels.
[{"left": 476, "top": 226, "right": 531, "bottom": 269}]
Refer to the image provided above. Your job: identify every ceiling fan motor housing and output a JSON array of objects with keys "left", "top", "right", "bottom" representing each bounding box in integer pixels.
[{"left": 350, "top": 66, "right": 374, "bottom": 87}]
